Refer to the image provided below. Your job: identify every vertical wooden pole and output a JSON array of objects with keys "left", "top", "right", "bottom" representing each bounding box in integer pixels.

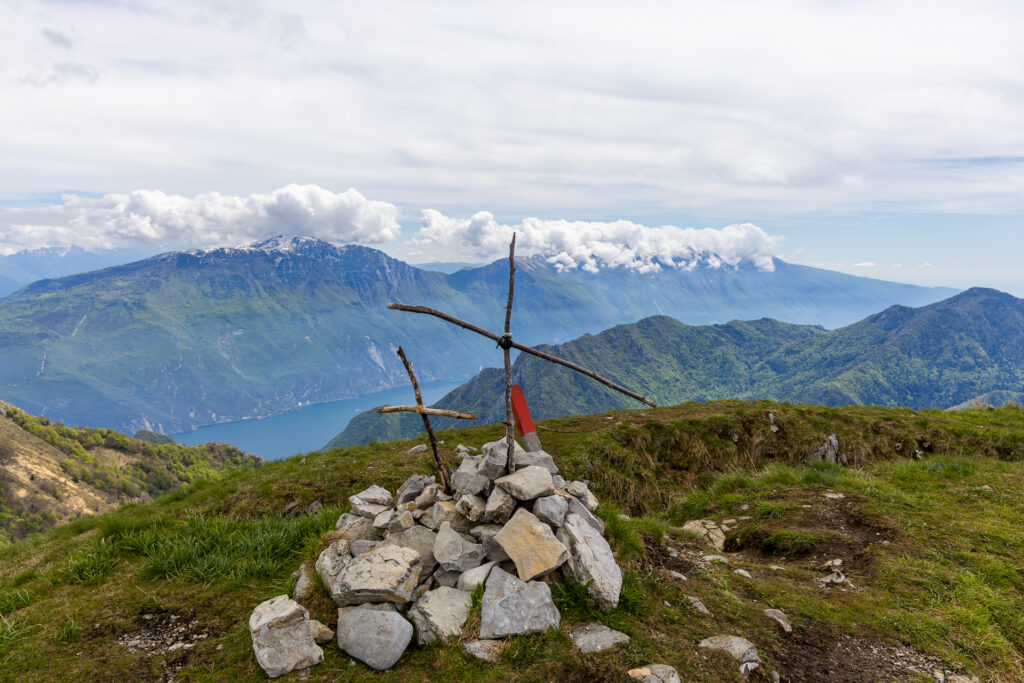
[
  {"left": 503, "top": 234, "right": 517, "bottom": 472},
  {"left": 396, "top": 346, "right": 452, "bottom": 494}
]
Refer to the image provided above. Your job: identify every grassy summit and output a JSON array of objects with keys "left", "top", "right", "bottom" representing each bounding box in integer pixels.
[{"left": 0, "top": 400, "right": 1022, "bottom": 680}]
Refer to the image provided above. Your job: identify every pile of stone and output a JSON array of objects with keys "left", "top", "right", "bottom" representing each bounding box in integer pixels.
[{"left": 250, "top": 439, "right": 623, "bottom": 677}]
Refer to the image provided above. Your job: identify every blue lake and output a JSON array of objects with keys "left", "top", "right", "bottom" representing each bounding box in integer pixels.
[{"left": 170, "top": 379, "right": 467, "bottom": 461}]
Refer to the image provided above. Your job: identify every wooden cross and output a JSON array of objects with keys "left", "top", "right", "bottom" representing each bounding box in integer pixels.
[
  {"left": 388, "top": 234, "right": 655, "bottom": 472},
  {"left": 377, "top": 346, "right": 476, "bottom": 494}
]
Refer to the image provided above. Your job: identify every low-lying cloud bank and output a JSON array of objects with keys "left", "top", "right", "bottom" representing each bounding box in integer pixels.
[
  {"left": 415, "top": 210, "right": 780, "bottom": 272},
  {"left": 0, "top": 185, "right": 781, "bottom": 272},
  {"left": 0, "top": 185, "right": 401, "bottom": 252}
]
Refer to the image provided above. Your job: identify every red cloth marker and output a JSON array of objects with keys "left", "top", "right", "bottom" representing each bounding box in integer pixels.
[{"left": 511, "top": 385, "right": 542, "bottom": 452}]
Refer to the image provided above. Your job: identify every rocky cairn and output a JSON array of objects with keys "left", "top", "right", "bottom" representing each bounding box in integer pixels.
[{"left": 249, "top": 439, "right": 623, "bottom": 677}]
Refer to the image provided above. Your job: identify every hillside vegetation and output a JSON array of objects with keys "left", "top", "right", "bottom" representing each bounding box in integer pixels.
[
  {"left": 0, "top": 401, "right": 262, "bottom": 544},
  {"left": 1, "top": 401, "right": 1022, "bottom": 681},
  {"left": 333, "top": 287, "right": 1024, "bottom": 447}
]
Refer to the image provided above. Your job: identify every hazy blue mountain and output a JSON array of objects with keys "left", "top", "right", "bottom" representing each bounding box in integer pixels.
[
  {"left": 329, "top": 288, "right": 1024, "bottom": 447},
  {"left": 0, "top": 245, "right": 158, "bottom": 298},
  {"left": 0, "top": 235, "right": 957, "bottom": 434},
  {"left": 410, "top": 261, "right": 484, "bottom": 273}
]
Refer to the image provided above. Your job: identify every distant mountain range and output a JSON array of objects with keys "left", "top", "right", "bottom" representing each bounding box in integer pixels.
[
  {"left": 0, "top": 245, "right": 158, "bottom": 298},
  {"left": 0, "top": 235, "right": 956, "bottom": 434},
  {"left": 329, "top": 288, "right": 1024, "bottom": 447}
]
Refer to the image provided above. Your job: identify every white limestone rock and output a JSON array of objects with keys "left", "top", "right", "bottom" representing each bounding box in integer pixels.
[
  {"left": 464, "top": 639, "right": 503, "bottom": 662},
  {"left": 336, "top": 608, "right": 412, "bottom": 671},
  {"left": 484, "top": 485, "right": 515, "bottom": 524},
  {"left": 513, "top": 450, "right": 558, "bottom": 474},
  {"left": 699, "top": 635, "right": 762, "bottom": 677},
  {"left": 249, "top": 595, "right": 323, "bottom": 678},
  {"left": 569, "top": 623, "right": 630, "bottom": 653},
  {"left": 315, "top": 539, "right": 351, "bottom": 600},
  {"left": 478, "top": 567, "right": 560, "bottom": 639},
  {"left": 557, "top": 513, "right": 622, "bottom": 612},
  {"left": 627, "top": 664, "right": 682, "bottom": 682},
  {"left": 495, "top": 465, "right": 554, "bottom": 501},
  {"left": 332, "top": 545, "right": 421, "bottom": 606},
  {"left": 533, "top": 494, "right": 568, "bottom": 527},
  {"left": 433, "top": 521, "right": 486, "bottom": 572},
  {"left": 469, "top": 524, "right": 510, "bottom": 562},
  {"left": 396, "top": 473, "right": 434, "bottom": 505},
  {"left": 407, "top": 586, "right": 473, "bottom": 645},
  {"left": 382, "top": 525, "right": 438, "bottom": 575},
  {"left": 455, "top": 493, "right": 486, "bottom": 522},
  {"left": 456, "top": 561, "right": 496, "bottom": 592}
]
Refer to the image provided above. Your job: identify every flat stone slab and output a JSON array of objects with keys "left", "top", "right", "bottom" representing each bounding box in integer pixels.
[
  {"left": 479, "top": 567, "right": 560, "bottom": 639},
  {"left": 333, "top": 545, "right": 421, "bottom": 606},
  {"left": 408, "top": 586, "right": 473, "bottom": 645},
  {"left": 495, "top": 508, "right": 568, "bottom": 581},
  {"left": 683, "top": 519, "right": 726, "bottom": 551},
  {"left": 495, "top": 465, "right": 554, "bottom": 501},
  {"left": 569, "top": 623, "right": 630, "bottom": 653},
  {"left": 249, "top": 595, "right": 323, "bottom": 678},
  {"left": 336, "top": 608, "right": 412, "bottom": 671},
  {"left": 457, "top": 561, "right": 496, "bottom": 592},
  {"left": 512, "top": 450, "right": 558, "bottom": 474}
]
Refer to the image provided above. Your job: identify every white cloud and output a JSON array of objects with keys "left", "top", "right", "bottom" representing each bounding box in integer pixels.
[
  {"left": 852, "top": 262, "right": 877, "bottom": 267},
  {"left": 414, "top": 211, "right": 780, "bottom": 272},
  {"left": 0, "top": 185, "right": 401, "bottom": 251}
]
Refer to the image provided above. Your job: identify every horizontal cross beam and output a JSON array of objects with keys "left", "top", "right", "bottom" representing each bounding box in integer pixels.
[
  {"left": 386, "top": 302, "right": 656, "bottom": 408},
  {"left": 377, "top": 405, "right": 477, "bottom": 420}
]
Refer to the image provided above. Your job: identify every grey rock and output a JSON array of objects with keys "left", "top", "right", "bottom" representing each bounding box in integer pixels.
[
  {"left": 566, "top": 480, "right": 589, "bottom": 499},
  {"left": 337, "top": 602, "right": 397, "bottom": 617},
  {"left": 452, "top": 469, "right": 490, "bottom": 497},
  {"left": 413, "top": 483, "right": 443, "bottom": 510},
  {"left": 557, "top": 513, "right": 622, "bottom": 611},
  {"left": 406, "top": 444, "right": 428, "bottom": 454},
  {"left": 434, "top": 521, "right": 486, "bottom": 572},
  {"left": 470, "top": 524, "right": 510, "bottom": 562},
  {"left": 569, "top": 623, "right": 630, "bottom": 653},
  {"left": 686, "top": 595, "right": 711, "bottom": 616},
  {"left": 495, "top": 465, "right": 554, "bottom": 501},
  {"left": 513, "top": 449, "right": 558, "bottom": 474},
  {"left": 552, "top": 474, "right": 567, "bottom": 489},
  {"left": 763, "top": 608, "right": 792, "bottom": 633},
  {"left": 432, "top": 568, "right": 461, "bottom": 587},
  {"left": 457, "top": 561, "right": 496, "bottom": 591},
  {"left": 387, "top": 510, "right": 416, "bottom": 534},
  {"left": 627, "top": 664, "right": 681, "bottom": 682},
  {"left": 703, "top": 554, "right": 729, "bottom": 564},
  {"left": 495, "top": 509, "right": 569, "bottom": 581},
  {"left": 315, "top": 539, "right": 351, "bottom": 598},
  {"left": 808, "top": 434, "right": 845, "bottom": 465},
  {"left": 336, "top": 608, "right": 412, "bottom": 671},
  {"left": 407, "top": 586, "right": 473, "bottom": 645},
  {"left": 463, "top": 639, "right": 503, "bottom": 662},
  {"left": 308, "top": 619, "right": 333, "bottom": 644},
  {"left": 349, "top": 484, "right": 395, "bottom": 518},
  {"left": 335, "top": 513, "right": 380, "bottom": 543},
  {"left": 734, "top": 569, "right": 752, "bottom": 578},
  {"left": 372, "top": 509, "right": 397, "bottom": 530},
  {"left": 332, "top": 545, "right": 421, "bottom": 606},
  {"left": 475, "top": 445, "right": 510, "bottom": 479},
  {"left": 484, "top": 485, "right": 515, "bottom": 524},
  {"left": 293, "top": 564, "right": 315, "bottom": 602},
  {"left": 699, "top": 635, "right": 762, "bottom": 677},
  {"left": 481, "top": 438, "right": 524, "bottom": 466},
  {"left": 249, "top": 595, "right": 323, "bottom": 678},
  {"left": 818, "top": 569, "right": 846, "bottom": 585},
  {"left": 455, "top": 493, "right": 486, "bottom": 522},
  {"left": 566, "top": 496, "right": 605, "bottom": 534},
  {"left": 382, "top": 525, "right": 438, "bottom": 575},
  {"left": 533, "top": 494, "right": 568, "bottom": 527},
  {"left": 350, "top": 540, "right": 379, "bottom": 556},
  {"left": 420, "top": 500, "right": 472, "bottom": 533},
  {"left": 396, "top": 473, "right": 435, "bottom": 505},
  {"left": 479, "top": 567, "right": 560, "bottom": 639}
]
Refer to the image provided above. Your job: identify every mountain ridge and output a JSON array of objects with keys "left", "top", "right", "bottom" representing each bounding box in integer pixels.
[
  {"left": 330, "top": 287, "right": 1024, "bottom": 447},
  {"left": 0, "top": 235, "right": 957, "bottom": 434}
]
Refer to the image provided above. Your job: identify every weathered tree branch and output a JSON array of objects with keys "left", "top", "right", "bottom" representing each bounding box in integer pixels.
[
  {"left": 377, "top": 405, "right": 477, "bottom": 419},
  {"left": 395, "top": 346, "right": 451, "bottom": 493},
  {"left": 386, "top": 303, "right": 657, "bottom": 408},
  {"left": 504, "top": 234, "right": 517, "bottom": 469}
]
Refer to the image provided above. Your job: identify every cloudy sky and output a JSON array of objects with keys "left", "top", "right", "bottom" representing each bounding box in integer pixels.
[{"left": 2, "top": 1, "right": 1023, "bottom": 291}]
